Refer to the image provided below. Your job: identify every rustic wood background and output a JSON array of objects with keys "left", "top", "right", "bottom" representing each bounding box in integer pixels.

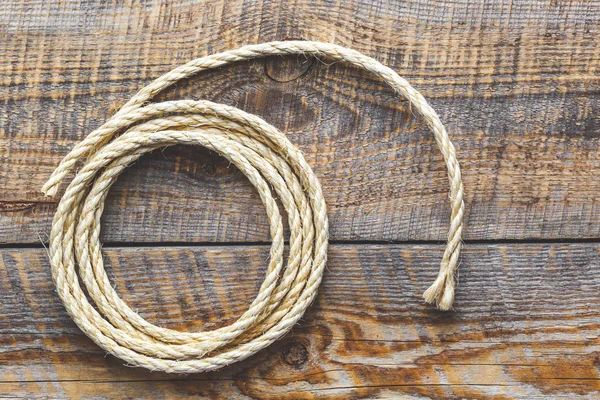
[{"left": 1, "top": 0, "right": 600, "bottom": 398}]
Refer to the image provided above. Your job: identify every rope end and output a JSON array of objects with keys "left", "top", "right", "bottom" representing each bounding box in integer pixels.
[
  {"left": 423, "top": 275, "right": 455, "bottom": 311},
  {"left": 41, "top": 182, "right": 59, "bottom": 198},
  {"left": 42, "top": 169, "right": 67, "bottom": 198}
]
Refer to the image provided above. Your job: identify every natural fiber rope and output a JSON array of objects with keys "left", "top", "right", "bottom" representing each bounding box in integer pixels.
[{"left": 42, "top": 41, "right": 464, "bottom": 373}]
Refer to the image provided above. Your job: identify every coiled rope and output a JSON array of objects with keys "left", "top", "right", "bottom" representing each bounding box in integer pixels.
[{"left": 42, "top": 41, "right": 464, "bottom": 373}]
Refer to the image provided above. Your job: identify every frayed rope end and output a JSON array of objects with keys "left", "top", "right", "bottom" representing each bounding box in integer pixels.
[
  {"left": 41, "top": 182, "right": 59, "bottom": 198},
  {"left": 423, "top": 275, "right": 455, "bottom": 311}
]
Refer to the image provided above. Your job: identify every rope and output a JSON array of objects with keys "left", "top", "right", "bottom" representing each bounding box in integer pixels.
[{"left": 42, "top": 41, "right": 465, "bottom": 373}]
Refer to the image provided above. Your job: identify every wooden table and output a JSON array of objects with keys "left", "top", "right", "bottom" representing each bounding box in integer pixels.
[{"left": 1, "top": 0, "right": 599, "bottom": 398}]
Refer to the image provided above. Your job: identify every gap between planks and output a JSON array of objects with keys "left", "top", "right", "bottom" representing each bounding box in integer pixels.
[{"left": 2, "top": 238, "right": 600, "bottom": 250}]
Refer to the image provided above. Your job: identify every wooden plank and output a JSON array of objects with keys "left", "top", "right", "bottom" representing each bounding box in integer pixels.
[
  {"left": 1, "top": 243, "right": 599, "bottom": 398},
  {"left": 2, "top": 0, "right": 599, "bottom": 99},
  {"left": 2, "top": 0, "right": 600, "bottom": 244},
  {"left": 1, "top": 71, "right": 599, "bottom": 244}
]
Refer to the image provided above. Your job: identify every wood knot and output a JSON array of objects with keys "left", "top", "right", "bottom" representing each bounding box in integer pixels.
[
  {"left": 203, "top": 163, "right": 217, "bottom": 176},
  {"left": 281, "top": 340, "right": 309, "bottom": 368},
  {"left": 265, "top": 55, "right": 314, "bottom": 82}
]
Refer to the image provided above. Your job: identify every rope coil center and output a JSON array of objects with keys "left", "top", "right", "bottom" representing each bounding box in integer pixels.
[{"left": 43, "top": 41, "right": 464, "bottom": 373}]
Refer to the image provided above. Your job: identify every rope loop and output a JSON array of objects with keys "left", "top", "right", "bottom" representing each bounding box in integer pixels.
[{"left": 43, "top": 41, "right": 465, "bottom": 373}]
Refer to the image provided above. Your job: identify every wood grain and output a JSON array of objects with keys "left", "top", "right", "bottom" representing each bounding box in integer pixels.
[
  {"left": 1, "top": 0, "right": 600, "bottom": 244},
  {"left": 1, "top": 243, "right": 599, "bottom": 399},
  {"left": 2, "top": 0, "right": 600, "bottom": 398}
]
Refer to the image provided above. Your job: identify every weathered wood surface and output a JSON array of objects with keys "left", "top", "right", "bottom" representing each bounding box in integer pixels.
[
  {"left": 1, "top": 244, "right": 600, "bottom": 399},
  {"left": 1, "top": 0, "right": 600, "bottom": 398},
  {"left": 2, "top": 0, "right": 600, "bottom": 244}
]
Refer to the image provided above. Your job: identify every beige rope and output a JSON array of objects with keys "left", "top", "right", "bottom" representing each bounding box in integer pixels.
[{"left": 42, "top": 41, "right": 464, "bottom": 373}]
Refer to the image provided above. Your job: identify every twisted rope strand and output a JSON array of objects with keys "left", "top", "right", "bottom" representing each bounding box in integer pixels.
[{"left": 43, "top": 41, "right": 465, "bottom": 373}]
